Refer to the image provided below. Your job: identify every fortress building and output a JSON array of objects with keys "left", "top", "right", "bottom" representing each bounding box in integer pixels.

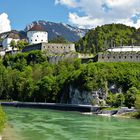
[
  {"left": 27, "top": 25, "right": 48, "bottom": 44},
  {"left": 22, "top": 24, "right": 77, "bottom": 63},
  {"left": 23, "top": 24, "right": 76, "bottom": 55}
]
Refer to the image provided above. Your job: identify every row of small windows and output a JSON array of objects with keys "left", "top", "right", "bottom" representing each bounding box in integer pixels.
[
  {"left": 30, "top": 39, "right": 47, "bottom": 42},
  {"left": 43, "top": 46, "right": 71, "bottom": 49},
  {"left": 102, "top": 56, "right": 139, "bottom": 59}
]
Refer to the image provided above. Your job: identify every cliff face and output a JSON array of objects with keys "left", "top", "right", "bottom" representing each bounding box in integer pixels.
[
  {"left": 60, "top": 85, "right": 107, "bottom": 105},
  {"left": 60, "top": 83, "right": 122, "bottom": 106}
]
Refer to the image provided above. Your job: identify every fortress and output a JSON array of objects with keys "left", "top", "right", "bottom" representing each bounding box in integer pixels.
[
  {"left": 93, "top": 46, "right": 140, "bottom": 62},
  {"left": 21, "top": 24, "right": 79, "bottom": 62},
  {"left": 1, "top": 24, "right": 140, "bottom": 63},
  {"left": 22, "top": 24, "right": 94, "bottom": 63}
]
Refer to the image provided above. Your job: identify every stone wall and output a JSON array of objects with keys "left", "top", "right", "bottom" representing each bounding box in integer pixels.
[
  {"left": 48, "top": 53, "right": 78, "bottom": 63},
  {"left": 22, "top": 42, "right": 76, "bottom": 54},
  {"left": 41, "top": 43, "right": 75, "bottom": 54},
  {"left": 22, "top": 43, "right": 42, "bottom": 52},
  {"left": 94, "top": 52, "right": 140, "bottom": 62}
]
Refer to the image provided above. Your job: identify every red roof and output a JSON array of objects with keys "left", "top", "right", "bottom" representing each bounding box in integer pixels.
[{"left": 28, "top": 24, "right": 45, "bottom": 32}]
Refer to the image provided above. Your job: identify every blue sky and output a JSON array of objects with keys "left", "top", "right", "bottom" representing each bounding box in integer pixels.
[
  {"left": 0, "top": 0, "right": 72, "bottom": 30},
  {"left": 0, "top": 0, "right": 140, "bottom": 33}
]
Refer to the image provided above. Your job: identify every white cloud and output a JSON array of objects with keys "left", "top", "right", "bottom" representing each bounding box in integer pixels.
[
  {"left": 0, "top": 13, "right": 11, "bottom": 33},
  {"left": 69, "top": 13, "right": 104, "bottom": 28},
  {"left": 55, "top": 0, "right": 140, "bottom": 29},
  {"left": 55, "top": 0, "right": 77, "bottom": 8}
]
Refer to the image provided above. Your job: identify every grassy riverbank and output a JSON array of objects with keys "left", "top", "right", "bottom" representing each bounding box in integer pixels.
[{"left": 0, "top": 106, "right": 6, "bottom": 133}]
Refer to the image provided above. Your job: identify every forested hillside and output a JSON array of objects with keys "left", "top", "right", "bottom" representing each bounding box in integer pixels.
[
  {"left": 76, "top": 24, "right": 140, "bottom": 54},
  {"left": 0, "top": 51, "right": 140, "bottom": 108}
]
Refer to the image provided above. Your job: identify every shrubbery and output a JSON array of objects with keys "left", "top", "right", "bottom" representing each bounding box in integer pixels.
[{"left": 0, "top": 51, "right": 140, "bottom": 107}]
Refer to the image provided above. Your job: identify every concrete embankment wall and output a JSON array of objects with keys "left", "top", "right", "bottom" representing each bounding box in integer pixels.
[{"left": 0, "top": 102, "right": 101, "bottom": 113}]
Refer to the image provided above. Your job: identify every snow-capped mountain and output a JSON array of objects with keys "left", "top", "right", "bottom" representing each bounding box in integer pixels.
[{"left": 25, "top": 20, "right": 88, "bottom": 42}]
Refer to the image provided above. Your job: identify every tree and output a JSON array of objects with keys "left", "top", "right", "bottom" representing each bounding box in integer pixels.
[
  {"left": 49, "top": 36, "right": 69, "bottom": 43},
  {"left": 17, "top": 40, "right": 29, "bottom": 50},
  {"left": 10, "top": 40, "right": 17, "bottom": 48},
  {"left": 124, "top": 87, "right": 138, "bottom": 108}
]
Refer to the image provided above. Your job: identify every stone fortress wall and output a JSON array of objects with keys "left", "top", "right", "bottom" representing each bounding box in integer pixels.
[
  {"left": 95, "top": 52, "right": 140, "bottom": 62},
  {"left": 41, "top": 43, "right": 76, "bottom": 54},
  {"left": 22, "top": 42, "right": 76, "bottom": 54}
]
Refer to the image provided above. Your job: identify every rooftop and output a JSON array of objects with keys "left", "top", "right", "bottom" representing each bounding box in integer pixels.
[
  {"left": 107, "top": 46, "right": 140, "bottom": 52},
  {"left": 28, "top": 24, "right": 46, "bottom": 32},
  {"left": 7, "top": 33, "right": 20, "bottom": 39}
]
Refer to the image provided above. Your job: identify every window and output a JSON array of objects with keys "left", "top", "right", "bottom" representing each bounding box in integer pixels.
[
  {"left": 124, "top": 56, "right": 126, "bottom": 59},
  {"left": 136, "top": 56, "right": 138, "bottom": 59},
  {"left": 130, "top": 56, "right": 132, "bottom": 59},
  {"left": 119, "top": 56, "right": 121, "bottom": 59},
  {"left": 113, "top": 56, "right": 115, "bottom": 59},
  {"left": 35, "top": 39, "right": 37, "bottom": 41}
]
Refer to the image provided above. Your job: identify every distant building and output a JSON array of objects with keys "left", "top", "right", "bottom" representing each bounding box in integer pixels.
[
  {"left": 93, "top": 46, "right": 140, "bottom": 62},
  {"left": 27, "top": 24, "right": 48, "bottom": 44},
  {"left": 107, "top": 46, "right": 140, "bottom": 52},
  {"left": 2, "top": 33, "right": 20, "bottom": 49}
]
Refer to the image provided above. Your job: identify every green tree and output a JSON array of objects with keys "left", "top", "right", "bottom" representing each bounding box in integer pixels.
[
  {"left": 49, "top": 36, "right": 69, "bottom": 43},
  {"left": 10, "top": 40, "right": 17, "bottom": 48},
  {"left": 17, "top": 40, "right": 29, "bottom": 50},
  {"left": 124, "top": 87, "right": 138, "bottom": 108}
]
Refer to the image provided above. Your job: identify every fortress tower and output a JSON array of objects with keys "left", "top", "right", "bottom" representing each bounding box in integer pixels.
[{"left": 27, "top": 24, "right": 48, "bottom": 44}]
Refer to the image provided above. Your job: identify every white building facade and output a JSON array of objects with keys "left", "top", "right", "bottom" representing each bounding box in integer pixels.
[
  {"left": 27, "top": 25, "right": 48, "bottom": 44},
  {"left": 2, "top": 38, "right": 19, "bottom": 49}
]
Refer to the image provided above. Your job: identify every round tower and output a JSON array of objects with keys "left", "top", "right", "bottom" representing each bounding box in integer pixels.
[{"left": 27, "top": 24, "right": 48, "bottom": 44}]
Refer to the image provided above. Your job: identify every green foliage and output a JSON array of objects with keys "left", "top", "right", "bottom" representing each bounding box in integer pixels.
[
  {"left": 76, "top": 23, "right": 138, "bottom": 54},
  {"left": 10, "top": 40, "right": 16, "bottom": 48},
  {"left": 0, "top": 50, "right": 140, "bottom": 106},
  {"left": 49, "top": 36, "right": 69, "bottom": 43},
  {"left": 3, "top": 50, "right": 46, "bottom": 71},
  {"left": 0, "top": 106, "right": 6, "bottom": 132},
  {"left": 124, "top": 87, "right": 138, "bottom": 108},
  {"left": 17, "top": 40, "right": 29, "bottom": 50}
]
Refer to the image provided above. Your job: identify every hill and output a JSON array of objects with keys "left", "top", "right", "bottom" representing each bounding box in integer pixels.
[{"left": 76, "top": 24, "right": 140, "bottom": 54}]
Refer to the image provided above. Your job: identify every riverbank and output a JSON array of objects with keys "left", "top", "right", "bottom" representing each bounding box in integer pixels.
[
  {"left": 1, "top": 123, "right": 22, "bottom": 140},
  {"left": 0, "top": 102, "right": 104, "bottom": 113},
  {"left": 0, "top": 107, "right": 6, "bottom": 140}
]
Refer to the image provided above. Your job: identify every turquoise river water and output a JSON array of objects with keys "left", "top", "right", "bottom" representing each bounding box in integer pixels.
[{"left": 3, "top": 107, "right": 140, "bottom": 140}]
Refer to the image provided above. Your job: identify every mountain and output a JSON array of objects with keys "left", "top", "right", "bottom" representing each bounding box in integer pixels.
[
  {"left": 76, "top": 23, "right": 140, "bottom": 54},
  {"left": 25, "top": 20, "right": 88, "bottom": 42}
]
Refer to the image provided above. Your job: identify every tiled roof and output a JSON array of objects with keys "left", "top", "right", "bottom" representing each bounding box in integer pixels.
[
  {"left": 7, "top": 33, "right": 20, "bottom": 39},
  {"left": 28, "top": 24, "right": 45, "bottom": 31}
]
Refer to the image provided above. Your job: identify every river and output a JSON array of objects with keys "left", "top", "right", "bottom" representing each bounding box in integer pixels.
[{"left": 3, "top": 107, "right": 140, "bottom": 140}]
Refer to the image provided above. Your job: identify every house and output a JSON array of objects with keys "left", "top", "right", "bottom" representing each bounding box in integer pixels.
[{"left": 2, "top": 33, "right": 20, "bottom": 49}]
